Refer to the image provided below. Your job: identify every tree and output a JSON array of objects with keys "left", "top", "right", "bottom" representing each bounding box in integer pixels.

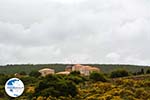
[
  {"left": 70, "top": 71, "right": 80, "bottom": 76},
  {"left": 141, "top": 68, "right": 144, "bottom": 74},
  {"left": 35, "top": 75, "right": 78, "bottom": 97},
  {"left": 65, "top": 75, "right": 84, "bottom": 84},
  {"left": 19, "top": 71, "right": 27, "bottom": 75},
  {"left": 136, "top": 68, "right": 145, "bottom": 75},
  {"left": 90, "top": 72, "right": 107, "bottom": 82},
  {"left": 0, "top": 74, "right": 9, "bottom": 85},
  {"left": 146, "top": 69, "right": 150, "bottom": 74},
  {"left": 110, "top": 69, "right": 129, "bottom": 78},
  {"left": 29, "top": 71, "right": 41, "bottom": 77}
]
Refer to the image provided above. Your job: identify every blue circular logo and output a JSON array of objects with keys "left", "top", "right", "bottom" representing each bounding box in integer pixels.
[{"left": 5, "top": 78, "right": 24, "bottom": 97}]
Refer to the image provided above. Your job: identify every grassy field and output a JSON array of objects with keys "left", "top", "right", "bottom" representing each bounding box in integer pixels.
[{"left": 0, "top": 64, "right": 149, "bottom": 74}]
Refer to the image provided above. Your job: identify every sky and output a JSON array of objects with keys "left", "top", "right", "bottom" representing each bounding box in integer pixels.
[{"left": 0, "top": 0, "right": 150, "bottom": 65}]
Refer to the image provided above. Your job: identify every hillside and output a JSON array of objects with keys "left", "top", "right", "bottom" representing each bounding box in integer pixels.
[
  {"left": 0, "top": 64, "right": 149, "bottom": 74},
  {"left": 1, "top": 71, "right": 150, "bottom": 99}
]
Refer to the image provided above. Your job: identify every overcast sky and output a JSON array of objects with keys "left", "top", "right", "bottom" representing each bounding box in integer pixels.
[{"left": 0, "top": 0, "right": 150, "bottom": 65}]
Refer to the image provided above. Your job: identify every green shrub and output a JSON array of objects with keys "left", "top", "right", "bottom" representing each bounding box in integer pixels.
[
  {"left": 70, "top": 71, "right": 80, "bottom": 76},
  {"left": 136, "top": 68, "right": 145, "bottom": 75},
  {"left": 29, "top": 71, "right": 41, "bottom": 77},
  {"left": 89, "top": 72, "right": 107, "bottom": 82},
  {"left": 35, "top": 75, "right": 78, "bottom": 97},
  {"left": 146, "top": 69, "right": 150, "bottom": 74},
  {"left": 19, "top": 71, "right": 27, "bottom": 75},
  {"left": 110, "top": 69, "right": 129, "bottom": 78},
  {"left": 0, "top": 74, "right": 9, "bottom": 85},
  {"left": 65, "top": 75, "right": 84, "bottom": 84},
  {"left": 20, "top": 76, "right": 38, "bottom": 85}
]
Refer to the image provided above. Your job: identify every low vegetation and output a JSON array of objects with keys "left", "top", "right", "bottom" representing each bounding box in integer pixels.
[
  {"left": 0, "top": 64, "right": 149, "bottom": 74},
  {"left": 110, "top": 69, "right": 130, "bottom": 78},
  {"left": 1, "top": 66, "right": 150, "bottom": 99}
]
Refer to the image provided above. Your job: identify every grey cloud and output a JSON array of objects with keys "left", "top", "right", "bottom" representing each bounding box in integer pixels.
[{"left": 0, "top": 0, "right": 150, "bottom": 65}]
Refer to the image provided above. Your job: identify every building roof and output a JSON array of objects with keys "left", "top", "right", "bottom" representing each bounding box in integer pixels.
[
  {"left": 66, "top": 65, "right": 72, "bottom": 69},
  {"left": 73, "top": 65, "right": 100, "bottom": 71},
  {"left": 39, "top": 68, "right": 54, "bottom": 72},
  {"left": 74, "top": 64, "right": 82, "bottom": 67},
  {"left": 56, "top": 71, "right": 70, "bottom": 75}
]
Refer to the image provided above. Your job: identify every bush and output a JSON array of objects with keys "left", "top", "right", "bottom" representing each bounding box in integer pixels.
[
  {"left": 110, "top": 69, "right": 129, "bottom": 78},
  {"left": 29, "top": 71, "right": 41, "bottom": 77},
  {"left": 70, "top": 71, "right": 80, "bottom": 76},
  {"left": 0, "top": 74, "right": 9, "bottom": 85},
  {"left": 89, "top": 72, "right": 107, "bottom": 82},
  {"left": 136, "top": 68, "right": 145, "bottom": 75},
  {"left": 146, "top": 69, "right": 150, "bottom": 74},
  {"left": 65, "top": 75, "right": 84, "bottom": 84},
  {"left": 20, "top": 76, "right": 38, "bottom": 85},
  {"left": 19, "top": 71, "right": 27, "bottom": 75},
  {"left": 35, "top": 75, "right": 78, "bottom": 97}
]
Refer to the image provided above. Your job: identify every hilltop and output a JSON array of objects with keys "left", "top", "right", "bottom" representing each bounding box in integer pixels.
[{"left": 0, "top": 64, "right": 149, "bottom": 74}]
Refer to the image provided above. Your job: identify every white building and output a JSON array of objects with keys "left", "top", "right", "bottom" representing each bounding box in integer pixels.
[
  {"left": 39, "top": 68, "right": 55, "bottom": 76},
  {"left": 66, "top": 64, "right": 100, "bottom": 76}
]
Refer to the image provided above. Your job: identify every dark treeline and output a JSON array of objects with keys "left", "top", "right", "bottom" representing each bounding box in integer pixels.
[{"left": 0, "top": 63, "right": 149, "bottom": 74}]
